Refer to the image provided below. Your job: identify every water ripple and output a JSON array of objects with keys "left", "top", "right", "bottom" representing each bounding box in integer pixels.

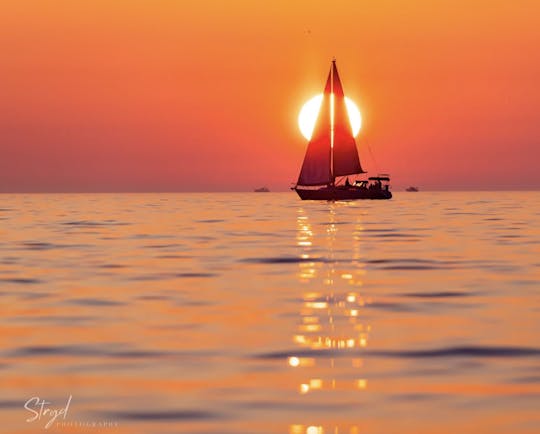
[
  {"left": 130, "top": 272, "right": 218, "bottom": 281},
  {"left": 401, "top": 291, "right": 472, "bottom": 298},
  {"left": 64, "top": 298, "right": 125, "bottom": 307},
  {"left": 20, "top": 242, "right": 89, "bottom": 251},
  {"left": 96, "top": 409, "right": 221, "bottom": 421},
  {"left": 380, "top": 265, "right": 443, "bottom": 270},
  {"left": 176, "top": 272, "right": 218, "bottom": 278},
  {"left": 241, "top": 257, "right": 326, "bottom": 264},
  {"left": 366, "top": 302, "right": 416, "bottom": 312},
  {"left": 254, "top": 345, "right": 540, "bottom": 360},
  {"left": 0, "top": 278, "right": 42, "bottom": 284},
  {"left": 143, "top": 244, "right": 184, "bottom": 249},
  {"left": 379, "top": 346, "right": 540, "bottom": 358},
  {"left": 7, "top": 344, "right": 217, "bottom": 360},
  {"left": 62, "top": 220, "right": 130, "bottom": 227}
]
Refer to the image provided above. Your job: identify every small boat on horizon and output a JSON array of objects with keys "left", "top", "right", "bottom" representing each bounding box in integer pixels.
[
  {"left": 292, "top": 59, "right": 391, "bottom": 200},
  {"left": 406, "top": 186, "right": 419, "bottom": 192},
  {"left": 254, "top": 186, "right": 270, "bottom": 192}
]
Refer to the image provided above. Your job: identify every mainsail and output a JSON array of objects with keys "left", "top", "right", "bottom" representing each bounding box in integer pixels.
[
  {"left": 297, "top": 70, "right": 332, "bottom": 186},
  {"left": 297, "top": 60, "right": 364, "bottom": 186}
]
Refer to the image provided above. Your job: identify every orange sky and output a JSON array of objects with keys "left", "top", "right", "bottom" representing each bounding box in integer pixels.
[{"left": 1, "top": 0, "right": 539, "bottom": 191}]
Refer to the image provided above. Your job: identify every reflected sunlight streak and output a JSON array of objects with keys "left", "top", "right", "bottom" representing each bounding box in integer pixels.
[{"left": 291, "top": 206, "right": 373, "bottom": 396}]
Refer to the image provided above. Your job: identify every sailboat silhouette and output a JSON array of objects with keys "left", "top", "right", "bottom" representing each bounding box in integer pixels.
[{"left": 293, "top": 60, "right": 392, "bottom": 200}]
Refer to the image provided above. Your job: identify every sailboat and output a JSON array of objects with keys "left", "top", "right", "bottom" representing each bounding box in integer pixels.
[{"left": 293, "top": 60, "right": 392, "bottom": 200}]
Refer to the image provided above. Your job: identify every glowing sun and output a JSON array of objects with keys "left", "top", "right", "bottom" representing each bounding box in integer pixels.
[{"left": 298, "top": 94, "right": 362, "bottom": 140}]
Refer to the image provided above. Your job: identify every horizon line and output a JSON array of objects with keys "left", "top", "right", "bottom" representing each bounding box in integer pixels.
[{"left": 1, "top": 189, "right": 540, "bottom": 194}]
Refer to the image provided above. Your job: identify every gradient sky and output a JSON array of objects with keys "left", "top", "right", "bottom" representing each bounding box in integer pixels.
[{"left": 1, "top": 0, "right": 539, "bottom": 192}]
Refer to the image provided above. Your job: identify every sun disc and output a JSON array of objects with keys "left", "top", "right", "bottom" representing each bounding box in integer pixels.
[
  {"left": 298, "top": 94, "right": 362, "bottom": 140},
  {"left": 298, "top": 94, "right": 323, "bottom": 141},
  {"left": 344, "top": 97, "right": 362, "bottom": 138}
]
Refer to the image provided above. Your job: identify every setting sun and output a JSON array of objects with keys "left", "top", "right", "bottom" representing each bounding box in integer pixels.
[{"left": 298, "top": 94, "right": 362, "bottom": 140}]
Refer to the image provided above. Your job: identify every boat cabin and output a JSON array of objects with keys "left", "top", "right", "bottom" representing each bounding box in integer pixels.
[{"left": 352, "top": 176, "right": 390, "bottom": 191}]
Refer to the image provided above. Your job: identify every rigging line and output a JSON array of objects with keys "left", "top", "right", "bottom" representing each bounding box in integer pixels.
[{"left": 366, "top": 142, "right": 380, "bottom": 174}]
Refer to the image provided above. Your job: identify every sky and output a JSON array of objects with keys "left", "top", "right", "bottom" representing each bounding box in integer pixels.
[{"left": 1, "top": 0, "right": 539, "bottom": 192}]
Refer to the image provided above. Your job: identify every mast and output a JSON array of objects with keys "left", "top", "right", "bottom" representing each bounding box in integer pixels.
[{"left": 330, "top": 58, "right": 335, "bottom": 186}]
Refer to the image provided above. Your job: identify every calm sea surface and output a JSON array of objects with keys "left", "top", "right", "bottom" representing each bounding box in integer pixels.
[{"left": 0, "top": 192, "right": 539, "bottom": 434}]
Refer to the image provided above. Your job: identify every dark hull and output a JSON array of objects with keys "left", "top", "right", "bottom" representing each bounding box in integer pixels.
[{"left": 295, "top": 186, "right": 392, "bottom": 201}]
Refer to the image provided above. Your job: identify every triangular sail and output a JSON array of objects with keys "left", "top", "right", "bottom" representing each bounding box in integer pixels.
[
  {"left": 331, "top": 61, "right": 364, "bottom": 176},
  {"left": 297, "top": 60, "right": 364, "bottom": 187},
  {"left": 297, "top": 70, "right": 332, "bottom": 186}
]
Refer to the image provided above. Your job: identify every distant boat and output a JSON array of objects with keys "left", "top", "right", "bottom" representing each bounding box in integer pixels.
[
  {"left": 292, "top": 59, "right": 391, "bottom": 200},
  {"left": 406, "top": 186, "right": 419, "bottom": 192},
  {"left": 254, "top": 187, "right": 270, "bottom": 192}
]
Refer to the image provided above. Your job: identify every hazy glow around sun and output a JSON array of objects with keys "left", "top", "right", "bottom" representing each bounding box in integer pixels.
[{"left": 298, "top": 94, "right": 362, "bottom": 140}]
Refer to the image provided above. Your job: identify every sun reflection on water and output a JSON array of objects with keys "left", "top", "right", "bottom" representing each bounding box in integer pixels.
[
  {"left": 289, "top": 206, "right": 372, "bottom": 433},
  {"left": 291, "top": 206, "right": 372, "bottom": 401}
]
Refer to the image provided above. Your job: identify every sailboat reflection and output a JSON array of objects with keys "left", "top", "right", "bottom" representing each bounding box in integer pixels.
[{"left": 289, "top": 205, "right": 371, "bottom": 433}]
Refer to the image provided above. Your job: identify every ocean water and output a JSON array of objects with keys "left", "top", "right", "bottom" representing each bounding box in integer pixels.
[{"left": 0, "top": 192, "right": 539, "bottom": 434}]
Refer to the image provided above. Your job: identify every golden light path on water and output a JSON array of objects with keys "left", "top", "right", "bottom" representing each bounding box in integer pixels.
[
  {"left": 289, "top": 206, "right": 370, "bottom": 433},
  {"left": 298, "top": 94, "right": 362, "bottom": 140}
]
